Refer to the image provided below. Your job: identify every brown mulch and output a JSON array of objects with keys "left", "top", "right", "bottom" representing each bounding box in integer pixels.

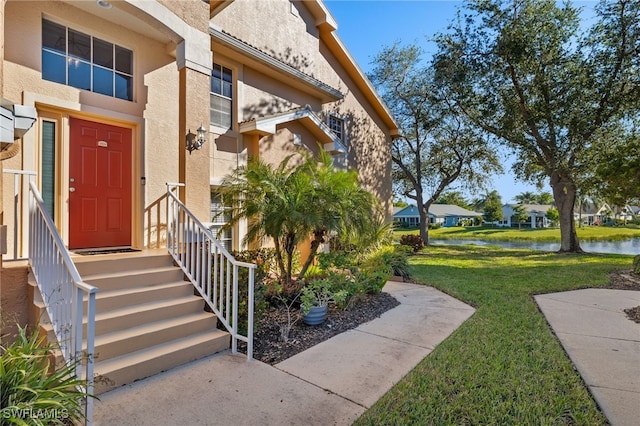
[
  {"left": 605, "top": 271, "right": 640, "bottom": 323},
  {"left": 245, "top": 292, "right": 400, "bottom": 365}
]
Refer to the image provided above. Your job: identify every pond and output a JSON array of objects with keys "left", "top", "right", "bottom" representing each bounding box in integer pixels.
[{"left": 429, "top": 238, "right": 640, "bottom": 255}]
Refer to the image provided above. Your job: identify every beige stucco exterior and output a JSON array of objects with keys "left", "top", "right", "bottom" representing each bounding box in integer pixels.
[{"left": 0, "top": 0, "right": 397, "bottom": 316}]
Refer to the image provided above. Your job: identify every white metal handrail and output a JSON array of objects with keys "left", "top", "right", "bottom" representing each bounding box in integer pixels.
[
  {"left": 28, "top": 181, "right": 97, "bottom": 425},
  {"left": 3, "top": 169, "right": 36, "bottom": 261},
  {"left": 166, "top": 183, "right": 256, "bottom": 360}
]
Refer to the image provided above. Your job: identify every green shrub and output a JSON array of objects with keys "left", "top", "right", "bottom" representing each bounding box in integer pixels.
[
  {"left": 634, "top": 255, "right": 640, "bottom": 274},
  {"left": 1, "top": 326, "right": 93, "bottom": 425},
  {"left": 355, "top": 265, "right": 393, "bottom": 294},
  {"left": 399, "top": 234, "right": 425, "bottom": 252}
]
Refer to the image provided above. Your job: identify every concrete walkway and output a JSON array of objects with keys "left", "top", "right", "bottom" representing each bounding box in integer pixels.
[
  {"left": 535, "top": 289, "right": 640, "bottom": 426},
  {"left": 93, "top": 281, "right": 475, "bottom": 425}
]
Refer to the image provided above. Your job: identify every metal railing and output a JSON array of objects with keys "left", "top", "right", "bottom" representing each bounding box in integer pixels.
[
  {"left": 166, "top": 183, "right": 256, "bottom": 360},
  {"left": 3, "top": 169, "right": 36, "bottom": 261},
  {"left": 28, "top": 182, "right": 98, "bottom": 425}
]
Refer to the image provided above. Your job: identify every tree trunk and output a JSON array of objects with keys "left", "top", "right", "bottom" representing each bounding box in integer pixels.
[
  {"left": 418, "top": 205, "right": 430, "bottom": 245},
  {"left": 551, "top": 173, "right": 583, "bottom": 253}
]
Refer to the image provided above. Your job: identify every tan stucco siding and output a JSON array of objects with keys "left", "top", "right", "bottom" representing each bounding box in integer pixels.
[
  {"left": 2, "top": 1, "right": 191, "bottom": 249},
  {"left": 211, "top": 0, "right": 393, "bottom": 220},
  {"left": 212, "top": 0, "right": 321, "bottom": 78}
]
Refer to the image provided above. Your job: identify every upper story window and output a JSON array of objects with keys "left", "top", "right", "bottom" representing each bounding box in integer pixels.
[
  {"left": 210, "top": 63, "right": 233, "bottom": 129},
  {"left": 328, "top": 114, "right": 345, "bottom": 143},
  {"left": 42, "top": 19, "right": 133, "bottom": 101}
]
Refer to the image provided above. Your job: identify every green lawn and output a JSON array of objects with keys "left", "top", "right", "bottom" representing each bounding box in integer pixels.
[
  {"left": 355, "top": 245, "right": 633, "bottom": 425},
  {"left": 395, "top": 225, "right": 640, "bottom": 242}
]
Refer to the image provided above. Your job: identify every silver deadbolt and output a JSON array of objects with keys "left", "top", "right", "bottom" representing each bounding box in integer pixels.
[
  {"left": 69, "top": 187, "right": 76, "bottom": 192},
  {"left": 70, "top": 177, "right": 75, "bottom": 182}
]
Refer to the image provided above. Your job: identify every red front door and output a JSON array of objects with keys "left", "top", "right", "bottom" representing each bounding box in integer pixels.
[{"left": 69, "top": 118, "right": 132, "bottom": 249}]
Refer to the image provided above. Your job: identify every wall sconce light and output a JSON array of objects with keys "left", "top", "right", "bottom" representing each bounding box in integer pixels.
[{"left": 186, "top": 123, "right": 207, "bottom": 153}]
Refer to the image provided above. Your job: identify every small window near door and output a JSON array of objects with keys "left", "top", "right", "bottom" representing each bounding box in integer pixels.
[
  {"left": 41, "top": 120, "right": 56, "bottom": 216},
  {"left": 210, "top": 189, "right": 233, "bottom": 251}
]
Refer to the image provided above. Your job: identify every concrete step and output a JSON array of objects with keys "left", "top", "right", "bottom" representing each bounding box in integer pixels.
[
  {"left": 91, "top": 281, "right": 194, "bottom": 312},
  {"left": 93, "top": 312, "right": 218, "bottom": 362},
  {"left": 93, "top": 296, "right": 205, "bottom": 335},
  {"left": 72, "top": 251, "right": 174, "bottom": 276},
  {"left": 93, "top": 330, "right": 230, "bottom": 394},
  {"left": 82, "top": 267, "right": 185, "bottom": 291}
]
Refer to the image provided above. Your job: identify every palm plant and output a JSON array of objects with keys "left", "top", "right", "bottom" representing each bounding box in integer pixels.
[{"left": 219, "top": 150, "right": 379, "bottom": 283}]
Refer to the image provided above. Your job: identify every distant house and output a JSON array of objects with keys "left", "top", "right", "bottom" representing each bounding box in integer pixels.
[
  {"left": 500, "top": 204, "right": 554, "bottom": 228},
  {"left": 393, "top": 204, "right": 482, "bottom": 228},
  {"left": 393, "top": 205, "right": 421, "bottom": 228},
  {"left": 429, "top": 204, "right": 483, "bottom": 227},
  {"left": 574, "top": 202, "right": 610, "bottom": 226}
]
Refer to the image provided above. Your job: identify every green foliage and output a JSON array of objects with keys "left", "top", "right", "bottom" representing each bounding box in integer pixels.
[
  {"left": 220, "top": 151, "right": 379, "bottom": 284},
  {"left": 369, "top": 42, "right": 502, "bottom": 248},
  {"left": 371, "top": 245, "right": 411, "bottom": 280},
  {"left": 545, "top": 207, "right": 560, "bottom": 226},
  {"left": 512, "top": 205, "right": 530, "bottom": 229},
  {"left": 435, "top": 191, "right": 470, "bottom": 209},
  {"left": 400, "top": 234, "right": 425, "bottom": 252},
  {"left": 300, "top": 275, "right": 348, "bottom": 314},
  {"left": 634, "top": 255, "right": 640, "bottom": 274},
  {"left": 1, "top": 326, "right": 93, "bottom": 425},
  {"left": 482, "top": 191, "right": 503, "bottom": 223},
  {"left": 434, "top": 0, "right": 640, "bottom": 252}
]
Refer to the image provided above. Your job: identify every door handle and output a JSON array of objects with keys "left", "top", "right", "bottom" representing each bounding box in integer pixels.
[{"left": 69, "top": 187, "right": 76, "bottom": 192}]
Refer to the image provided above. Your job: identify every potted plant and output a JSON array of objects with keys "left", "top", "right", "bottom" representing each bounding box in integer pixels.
[{"left": 300, "top": 277, "right": 347, "bottom": 325}]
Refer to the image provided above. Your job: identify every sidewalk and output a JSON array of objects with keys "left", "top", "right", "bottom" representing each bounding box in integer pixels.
[
  {"left": 535, "top": 289, "right": 640, "bottom": 426},
  {"left": 93, "top": 281, "right": 475, "bottom": 425}
]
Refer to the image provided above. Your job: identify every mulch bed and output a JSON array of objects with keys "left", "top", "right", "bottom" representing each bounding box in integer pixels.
[
  {"left": 245, "top": 292, "right": 400, "bottom": 365},
  {"left": 605, "top": 271, "right": 640, "bottom": 323}
]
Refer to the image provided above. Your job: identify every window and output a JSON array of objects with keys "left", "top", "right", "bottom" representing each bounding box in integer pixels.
[
  {"left": 42, "top": 19, "right": 133, "bottom": 101},
  {"left": 210, "top": 190, "right": 233, "bottom": 251},
  {"left": 41, "top": 121, "right": 56, "bottom": 216},
  {"left": 328, "top": 114, "right": 345, "bottom": 142},
  {"left": 210, "top": 63, "right": 232, "bottom": 129}
]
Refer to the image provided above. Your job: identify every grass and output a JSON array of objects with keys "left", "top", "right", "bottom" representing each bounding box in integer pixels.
[
  {"left": 355, "top": 245, "right": 633, "bottom": 425},
  {"left": 395, "top": 225, "right": 640, "bottom": 242}
]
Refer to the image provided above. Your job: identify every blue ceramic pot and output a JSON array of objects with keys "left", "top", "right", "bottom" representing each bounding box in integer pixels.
[{"left": 303, "top": 305, "right": 328, "bottom": 326}]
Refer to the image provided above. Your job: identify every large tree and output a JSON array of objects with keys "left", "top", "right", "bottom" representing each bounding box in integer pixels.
[
  {"left": 369, "top": 43, "right": 502, "bottom": 245},
  {"left": 434, "top": 0, "right": 640, "bottom": 252}
]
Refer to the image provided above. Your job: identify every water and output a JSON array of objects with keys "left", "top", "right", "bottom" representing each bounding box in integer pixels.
[{"left": 429, "top": 238, "right": 640, "bottom": 255}]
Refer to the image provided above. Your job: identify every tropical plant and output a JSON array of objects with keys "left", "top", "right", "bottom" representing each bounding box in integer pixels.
[
  {"left": 220, "top": 150, "right": 378, "bottom": 284},
  {"left": 546, "top": 207, "right": 560, "bottom": 227},
  {"left": 0, "top": 325, "right": 94, "bottom": 425}
]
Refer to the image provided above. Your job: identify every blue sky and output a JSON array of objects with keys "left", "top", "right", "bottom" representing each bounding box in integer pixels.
[{"left": 324, "top": 0, "right": 597, "bottom": 204}]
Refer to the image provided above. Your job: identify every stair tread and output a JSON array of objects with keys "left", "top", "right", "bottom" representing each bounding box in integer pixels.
[
  {"left": 94, "top": 312, "right": 217, "bottom": 346},
  {"left": 83, "top": 265, "right": 182, "bottom": 280},
  {"left": 95, "top": 296, "right": 202, "bottom": 321},
  {"left": 94, "top": 281, "right": 191, "bottom": 298},
  {"left": 94, "top": 330, "right": 228, "bottom": 374}
]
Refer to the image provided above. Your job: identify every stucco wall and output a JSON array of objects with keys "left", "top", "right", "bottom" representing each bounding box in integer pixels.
[
  {"left": 2, "top": 1, "right": 188, "bottom": 250},
  {"left": 212, "top": 0, "right": 393, "bottom": 219}
]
